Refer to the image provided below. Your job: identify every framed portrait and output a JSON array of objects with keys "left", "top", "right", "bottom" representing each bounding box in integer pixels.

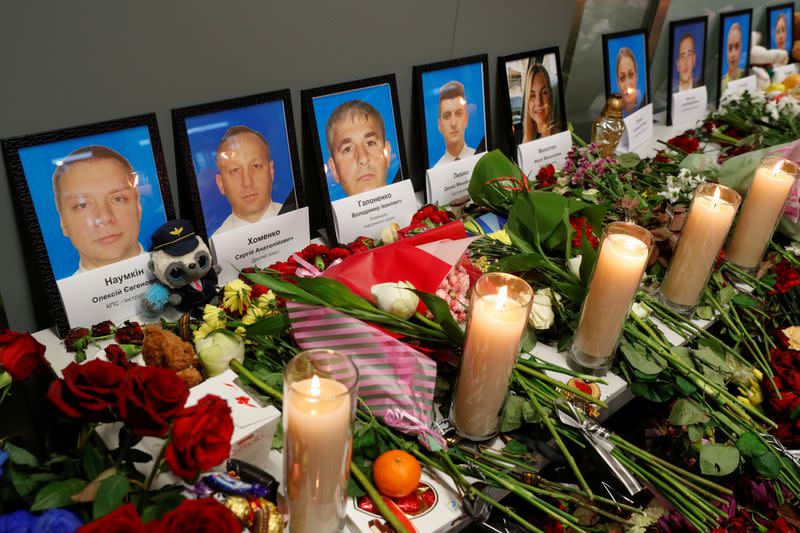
[
  {"left": 718, "top": 9, "right": 753, "bottom": 99},
  {"left": 302, "top": 75, "right": 412, "bottom": 245},
  {"left": 172, "top": 90, "right": 304, "bottom": 241},
  {"left": 498, "top": 46, "right": 567, "bottom": 156},
  {"left": 1, "top": 114, "right": 175, "bottom": 336},
  {"left": 412, "top": 54, "right": 491, "bottom": 172},
  {"left": 667, "top": 16, "right": 708, "bottom": 125},
  {"left": 602, "top": 29, "right": 651, "bottom": 119},
  {"left": 767, "top": 4, "right": 794, "bottom": 57}
]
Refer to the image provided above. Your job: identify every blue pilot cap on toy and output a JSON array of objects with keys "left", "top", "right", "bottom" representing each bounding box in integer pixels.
[{"left": 150, "top": 219, "right": 199, "bottom": 256}]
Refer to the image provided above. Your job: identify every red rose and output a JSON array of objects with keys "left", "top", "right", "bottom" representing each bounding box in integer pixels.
[
  {"left": 269, "top": 261, "right": 298, "bottom": 277},
  {"left": 115, "top": 321, "right": 143, "bottom": 346},
  {"left": 667, "top": 134, "right": 700, "bottom": 154},
  {"left": 77, "top": 503, "right": 145, "bottom": 533},
  {"left": 104, "top": 344, "right": 132, "bottom": 368},
  {"left": 411, "top": 205, "right": 452, "bottom": 226},
  {"left": 91, "top": 320, "right": 115, "bottom": 337},
  {"left": 0, "top": 330, "right": 47, "bottom": 381},
  {"left": 64, "top": 327, "right": 90, "bottom": 352},
  {"left": 165, "top": 395, "right": 234, "bottom": 480},
  {"left": 48, "top": 360, "right": 125, "bottom": 421},
  {"left": 152, "top": 498, "right": 241, "bottom": 533},
  {"left": 250, "top": 284, "right": 270, "bottom": 299},
  {"left": 117, "top": 366, "right": 189, "bottom": 437}
]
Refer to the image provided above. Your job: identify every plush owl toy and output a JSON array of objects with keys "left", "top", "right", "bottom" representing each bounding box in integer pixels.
[{"left": 141, "top": 219, "right": 221, "bottom": 316}]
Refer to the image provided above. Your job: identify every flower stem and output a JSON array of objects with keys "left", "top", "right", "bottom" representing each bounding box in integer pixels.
[
  {"left": 350, "top": 462, "right": 412, "bottom": 533},
  {"left": 143, "top": 439, "right": 169, "bottom": 494},
  {"left": 231, "top": 359, "right": 283, "bottom": 403},
  {"left": 515, "top": 364, "right": 608, "bottom": 409}
]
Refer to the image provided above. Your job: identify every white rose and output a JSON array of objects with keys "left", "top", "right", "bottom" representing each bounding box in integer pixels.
[
  {"left": 528, "top": 288, "right": 562, "bottom": 330},
  {"left": 195, "top": 331, "right": 245, "bottom": 378},
  {"left": 380, "top": 223, "right": 400, "bottom": 244},
  {"left": 371, "top": 281, "right": 419, "bottom": 320},
  {"left": 568, "top": 255, "right": 583, "bottom": 279}
]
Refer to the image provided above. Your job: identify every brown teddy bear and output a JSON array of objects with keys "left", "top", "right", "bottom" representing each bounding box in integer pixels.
[{"left": 142, "top": 324, "right": 203, "bottom": 387}]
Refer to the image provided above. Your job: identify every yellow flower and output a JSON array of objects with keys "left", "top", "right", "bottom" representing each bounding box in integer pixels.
[
  {"left": 473, "top": 256, "right": 491, "bottom": 273},
  {"left": 234, "top": 326, "right": 246, "bottom": 337},
  {"left": 223, "top": 279, "right": 252, "bottom": 315},
  {"left": 782, "top": 326, "right": 800, "bottom": 350},
  {"left": 193, "top": 304, "right": 227, "bottom": 342},
  {"left": 254, "top": 292, "right": 276, "bottom": 311},
  {"left": 487, "top": 229, "right": 512, "bottom": 246},
  {"left": 242, "top": 305, "right": 268, "bottom": 325}
]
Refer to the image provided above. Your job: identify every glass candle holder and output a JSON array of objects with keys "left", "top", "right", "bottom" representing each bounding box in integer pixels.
[
  {"left": 660, "top": 183, "right": 741, "bottom": 314},
  {"left": 450, "top": 272, "right": 533, "bottom": 441},
  {"left": 283, "top": 349, "right": 358, "bottom": 533},
  {"left": 568, "top": 222, "right": 654, "bottom": 375},
  {"left": 727, "top": 156, "right": 799, "bottom": 271}
]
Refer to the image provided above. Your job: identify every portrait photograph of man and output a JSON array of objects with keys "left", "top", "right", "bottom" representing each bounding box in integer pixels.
[
  {"left": 669, "top": 18, "right": 707, "bottom": 95},
  {"left": 15, "top": 125, "right": 169, "bottom": 280},
  {"left": 719, "top": 10, "right": 752, "bottom": 95},
  {"left": 768, "top": 4, "right": 794, "bottom": 55},
  {"left": 309, "top": 80, "right": 405, "bottom": 203},
  {"left": 414, "top": 56, "right": 489, "bottom": 170},
  {"left": 179, "top": 97, "right": 299, "bottom": 239}
]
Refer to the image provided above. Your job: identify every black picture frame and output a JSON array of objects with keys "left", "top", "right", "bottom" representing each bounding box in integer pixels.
[
  {"left": 171, "top": 89, "right": 305, "bottom": 242},
  {"left": 497, "top": 46, "right": 568, "bottom": 156},
  {"left": 301, "top": 74, "right": 409, "bottom": 246},
  {"left": 602, "top": 28, "right": 652, "bottom": 118},
  {"left": 717, "top": 8, "right": 754, "bottom": 104},
  {"left": 412, "top": 54, "right": 492, "bottom": 173},
  {"left": 1, "top": 114, "right": 175, "bottom": 337},
  {"left": 766, "top": 3, "right": 795, "bottom": 60},
  {"left": 666, "top": 16, "right": 709, "bottom": 126}
]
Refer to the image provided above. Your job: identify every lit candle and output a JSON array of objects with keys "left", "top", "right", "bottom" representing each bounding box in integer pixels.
[
  {"left": 284, "top": 354, "right": 355, "bottom": 533},
  {"left": 727, "top": 157, "right": 799, "bottom": 270},
  {"left": 661, "top": 184, "right": 741, "bottom": 312},
  {"left": 451, "top": 273, "right": 533, "bottom": 440},
  {"left": 569, "top": 222, "right": 653, "bottom": 374}
]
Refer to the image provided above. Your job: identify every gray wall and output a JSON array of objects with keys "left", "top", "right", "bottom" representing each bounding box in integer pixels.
[{"left": 0, "top": 0, "right": 577, "bottom": 332}]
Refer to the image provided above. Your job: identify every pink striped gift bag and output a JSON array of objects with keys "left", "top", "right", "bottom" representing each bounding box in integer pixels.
[{"left": 286, "top": 301, "right": 446, "bottom": 450}]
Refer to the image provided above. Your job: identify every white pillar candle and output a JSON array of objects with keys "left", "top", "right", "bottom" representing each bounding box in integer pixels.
[
  {"left": 451, "top": 274, "right": 533, "bottom": 440},
  {"left": 285, "top": 375, "right": 352, "bottom": 533},
  {"left": 727, "top": 157, "right": 799, "bottom": 269},
  {"left": 661, "top": 184, "right": 740, "bottom": 310},
  {"left": 570, "top": 223, "right": 653, "bottom": 373}
]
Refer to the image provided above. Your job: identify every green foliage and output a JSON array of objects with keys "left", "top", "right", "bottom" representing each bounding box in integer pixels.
[
  {"left": 468, "top": 149, "right": 527, "bottom": 215},
  {"left": 499, "top": 395, "right": 541, "bottom": 433},
  {"left": 668, "top": 399, "right": 710, "bottom": 425},
  {"left": 93, "top": 472, "right": 129, "bottom": 519},
  {"left": 30, "top": 479, "right": 87, "bottom": 511},
  {"left": 699, "top": 444, "right": 740, "bottom": 476}
]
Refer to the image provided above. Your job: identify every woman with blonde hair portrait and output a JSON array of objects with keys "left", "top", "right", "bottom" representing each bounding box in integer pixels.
[
  {"left": 615, "top": 47, "right": 648, "bottom": 116},
  {"left": 521, "top": 63, "right": 560, "bottom": 143}
]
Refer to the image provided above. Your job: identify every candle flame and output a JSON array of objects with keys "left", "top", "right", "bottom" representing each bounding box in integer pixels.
[
  {"left": 773, "top": 160, "right": 784, "bottom": 175},
  {"left": 310, "top": 375, "right": 321, "bottom": 398},
  {"left": 712, "top": 186, "right": 721, "bottom": 207},
  {"left": 496, "top": 285, "right": 508, "bottom": 311}
]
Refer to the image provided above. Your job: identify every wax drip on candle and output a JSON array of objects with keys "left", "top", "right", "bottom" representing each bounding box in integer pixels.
[
  {"left": 496, "top": 285, "right": 508, "bottom": 311},
  {"left": 310, "top": 374, "right": 321, "bottom": 397}
]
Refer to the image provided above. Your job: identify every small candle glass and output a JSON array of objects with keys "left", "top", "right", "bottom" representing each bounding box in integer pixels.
[
  {"left": 450, "top": 272, "right": 533, "bottom": 441},
  {"left": 727, "top": 157, "right": 799, "bottom": 271},
  {"left": 283, "top": 349, "right": 358, "bottom": 533},
  {"left": 661, "top": 183, "right": 741, "bottom": 314},
  {"left": 568, "top": 222, "right": 654, "bottom": 375}
]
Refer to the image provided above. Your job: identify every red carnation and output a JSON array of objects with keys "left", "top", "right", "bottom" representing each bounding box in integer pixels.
[
  {"left": 152, "top": 498, "right": 241, "bottom": 533},
  {"left": 347, "top": 236, "right": 375, "bottom": 254},
  {"left": 667, "top": 134, "right": 700, "bottom": 154},
  {"left": 269, "top": 261, "right": 298, "bottom": 277},
  {"left": 48, "top": 360, "right": 125, "bottom": 421},
  {"left": 535, "top": 164, "right": 557, "bottom": 188},
  {"left": 327, "top": 247, "right": 352, "bottom": 262},
  {"left": 117, "top": 365, "right": 189, "bottom": 437},
  {"left": 115, "top": 321, "right": 144, "bottom": 346},
  {"left": 165, "top": 394, "right": 234, "bottom": 480},
  {"left": 250, "top": 284, "right": 271, "bottom": 299},
  {"left": 411, "top": 205, "right": 452, "bottom": 226},
  {"left": 76, "top": 503, "right": 146, "bottom": 533},
  {"left": 769, "top": 261, "right": 800, "bottom": 294},
  {"left": 569, "top": 217, "right": 599, "bottom": 249},
  {"left": 0, "top": 330, "right": 47, "bottom": 381}
]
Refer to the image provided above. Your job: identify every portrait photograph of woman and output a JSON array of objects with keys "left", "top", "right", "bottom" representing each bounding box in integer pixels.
[
  {"left": 498, "top": 47, "right": 567, "bottom": 154},
  {"left": 768, "top": 4, "right": 794, "bottom": 55},
  {"left": 603, "top": 29, "right": 651, "bottom": 118}
]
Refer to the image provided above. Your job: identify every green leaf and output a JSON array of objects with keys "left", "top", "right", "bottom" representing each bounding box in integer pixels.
[
  {"left": 718, "top": 285, "right": 736, "bottom": 306},
  {"left": 620, "top": 342, "right": 664, "bottom": 375},
  {"left": 618, "top": 152, "right": 641, "bottom": 168},
  {"left": 347, "top": 476, "right": 367, "bottom": 498},
  {"left": 93, "top": 472, "right": 129, "bottom": 519},
  {"left": 687, "top": 424, "right": 704, "bottom": 442},
  {"left": 731, "top": 294, "right": 758, "bottom": 309},
  {"left": 675, "top": 376, "right": 698, "bottom": 396},
  {"left": 669, "top": 399, "right": 710, "bottom": 425},
  {"left": 495, "top": 253, "right": 552, "bottom": 273},
  {"left": 297, "top": 277, "right": 378, "bottom": 314},
  {"left": 8, "top": 467, "right": 58, "bottom": 498},
  {"left": 271, "top": 419, "right": 284, "bottom": 451},
  {"left": 695, "top": 306, "right": 714, "bottom": 320},
  {"left": 736, "top": 432, "right": 769, "bottom": 457},
  {"left": 243, "top": 272, "right": 323, "bottom": 306},
  {"left": 30, "top": 478, "right": 87, "bottom": 511},
  {"left": 468, "top": 149, "right": 525, "bottom": 215},
  {"left": 244, "top": 312, "right": 290, "bottom": 336},
  {"left": 500, "top": 395, "right": 527, "bottom": 433},
  {"left": 503, "top": 439, "right": 529, "bottom": 455},
  {"left": 82, "top": 443, "right": 103, "bottom": 480},
  {"left": 413, "top": 290, "right": 465, "bottom": 345},
  {"left": 752, "top": 452, "right": 782, "bottom": 479},
  {"left": 699, "top": 444, "right": 740, "bottom": 476},
  {"left": 4, "top": 442, "right": 38, "bottom": 467},
  {"left": 630, "top": 380, "right": 675, "bottom": 402},
  {"left": 520, "top": 328, "right": 536, "bottom": 355}
]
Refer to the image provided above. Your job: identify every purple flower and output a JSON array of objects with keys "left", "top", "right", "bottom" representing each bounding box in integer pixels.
[{"left": 657, "top": 510, "right": 697, "bottom": 533}]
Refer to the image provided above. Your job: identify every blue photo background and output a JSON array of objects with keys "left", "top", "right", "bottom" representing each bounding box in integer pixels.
[
  {"left": 721, "top": 13, "right": 751, "bottom": 78},
  {"left": 607, "top": 33, "right": 648, "bottom": 113},
  {"left": 184, "top": 100, "right": 297, "bottom": 236},
  {"left": 671, "top": 21, "right": 706, "bottom": 92},
  {"left": 420, "top": 62, "right": 487, "bottom": 168},
  {"left": 769, "top": 7, "right": 793, "bottom": 52},
  {"left": 312, "top": 83, "right": 402, "bottom": 202},
  {"left": 18, "top": 126, "right": 167, "bottom": 280}
]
